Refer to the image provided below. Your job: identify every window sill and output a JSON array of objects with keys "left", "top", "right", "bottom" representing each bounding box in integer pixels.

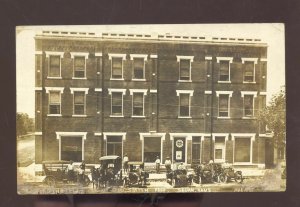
[
  {"left": 233, "top": 162, "right": 253, "bottom": 165},
  {"left": 72, "top": 77, "right": 87, "bottom": 80},
  {"left": 178, "top": 116, "right": 192, "bottom": 119},
  {"left": 242, "top": 117, "right": 256, "bottom": 119},
  {"left": 178, "top": 80, "right": 192, "bottom": 82},
  {"left": 72, "top": 115, "right": 87, "bottom": 117},
  {"left": 218, "top": 81, "right": 231, "bottom": 83},
  {"left": 110, "top": 78, "right": 124, "bottom": 81},
  {"left": 47, "top": 114, "right": 62, "bottom": 117},
  {"left": 217, "top": 117, "right": 231, "bottom": 119},
  {"left": 47, "top": 77, "right": 62, "bottom": 79},
  {"left": 214, "top": 159, "right": 225, "bottom": 163},
  {"left": 110, "top": 115, "right": 124, "bottom": 118},
  {"left": 131, "top": 116, "right": 146, "bottom": 118},
  {"left": 243, "top": 81, "right": 256, "bottom": 84},
  {"left": 132, "top": 79, "right": 146, "bottom": 81}
]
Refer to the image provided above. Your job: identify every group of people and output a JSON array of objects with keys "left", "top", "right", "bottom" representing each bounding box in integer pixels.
[
  {"left": 123, "top": 154, "right": 186, "bottom": 174},
  {"left": 66, "top": 160, "right": 86, "bottom": 183}
]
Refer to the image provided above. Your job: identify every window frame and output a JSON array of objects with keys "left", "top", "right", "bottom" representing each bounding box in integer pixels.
[
  {"left": 130, "top": 54, "right": 148, "bottom": 81},
  {"left": 241, "top": 58, "right": 258, "bottom": 83},
  {"left": 176, "top": 90, "right": 194, "bottom": 118},
  {"left": 232, "top": 133, "right": 256, "bottom": 164},
  {"left": 70, "top": 88, "right": 89, "bottom": 117},
  {"left": 45, "top": 51, "right": 64, "bottom": 79},
  {"left": 103, "top": 132, "right": 126, "bottom": 158},
  {"left": 70, "top": 52, "right": 89, "bottom": 79},
  {"left": 216, "top": 91, "right": 233, "bottom": 119},
  {"left": 108, "top": 89, "right": 126, "bottom": 117},
  {"left": 108, "top": 54, "right": 126, "bottom": 80},
  {"left": 176, "top": 56, "right": 194, "bottom": 82},
  {"left": 129, "top": 89, "right": 147, "bottom": 117},
  {"left": 213, "top": 134, "right": 229, "bottom": 163},
  {"left": 216, "top": 57, "right": 233, "bottom": 83},
  {"left": 45, "top": 87, "right": 64, "bottom": 116},
  {"left": 241, "top": 91, "right": 257, "bottom": 118}
]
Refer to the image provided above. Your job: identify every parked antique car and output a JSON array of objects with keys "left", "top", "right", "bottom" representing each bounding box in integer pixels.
[
  {"left": 96, "top": 155, "right": 123, "bottom": 187},
  {"left": 218, "top": 163, "right": 243, "bottom": 183},
  {"left": 42, "top": 160, "right": 90, "bottom": 187},
  {"left": 192, "top": 162, "right": 223, "bottom": 184},
  {"left": 123, "top": 162, "right": 149, "bottom": 187},
  {"left": 166, "top": 163, "right": 193, "bottom": 187}
]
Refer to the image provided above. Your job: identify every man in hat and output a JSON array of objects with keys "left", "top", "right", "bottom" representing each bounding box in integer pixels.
[
  {"left": 123, "top": 153, "right": 129, "bottom": 173},
  {"left": 164, "top": 156, "right": 172, "bottom": 172},
  {"left": 155, "top": 156, "right": 161, "bottom": 173}
]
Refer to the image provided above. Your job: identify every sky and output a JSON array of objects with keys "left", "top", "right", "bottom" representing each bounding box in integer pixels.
[{"left": 16, "top": 24, "right": 285, "bottom": 118}]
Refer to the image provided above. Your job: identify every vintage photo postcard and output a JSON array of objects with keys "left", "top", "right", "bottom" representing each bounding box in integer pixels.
[{"left": 17, "top": 24, "right": 285, "bottom": 194}]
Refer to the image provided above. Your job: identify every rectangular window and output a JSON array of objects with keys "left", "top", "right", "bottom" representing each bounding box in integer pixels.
[
  {"left": 49, "top": 91, "right": 61, "bottom": 114},
  {"left": 244, "top": 95, "right": 254, "bottom": 117},
  {"left": 219, "top": 94, "right": 229, "bottom": 117},
  {"left": 144, "top": 137, "right": 161, "bottom": 162},
  {"left": 234, "top": 138, "right": 251, "bottom": 162},
  {"left": 244, "top": 61, "right": 254, "bottom": 82},
  {"left": 49, "top": 55, "right": 60, "bottom": 77},
  {"left": 219, "top": 60, "right": 229, "bottom": 81},
  {"left": 111, "top": 92, "right": 123, "bottom": 115},
  {"left": 179, "top": 59, "right": 190, "bottom": 80},
  {"left": 133, "top": 93, "right": 144, "bottom": 116},
  {"left": 61, "top": 136, "right": 83, "bottom": 162},
  {"left": 214, "top": 137, "right": 225, "bottom": 162},
  {"left": 112, "top": 57, "right": 123, "bottom": 79},
  {"left": 107, "top": 136, "right": 122, "bottom": 157},
  {"left": 179, "top": 93, "right": 190, "bottom": 117},
  {"left": 192, "top": 136, "right": 201, "bottom": 164},
  {"left": 74, "top": 91, "right": 85, "bottom": 115},
  {"left": 133, "top": 58, "right": 144, "bottom": 79},
  {"left": 74, "top": 56, "right": 85, "bottom": 78}
]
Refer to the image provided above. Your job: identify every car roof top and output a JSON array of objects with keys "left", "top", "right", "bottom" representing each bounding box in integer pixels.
[{"left": 99, "top": 155, "right": 121, "bottom": 160}]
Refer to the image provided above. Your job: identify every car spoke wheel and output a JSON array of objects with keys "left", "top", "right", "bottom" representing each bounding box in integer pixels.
[
  {"left": 235, "top": 172, "right": 243, "bottom": 184},
  {"left": 44, "top": 176, "right": 56, "bottom": 187},
  {"left": 219, "top": 174, "right": 227, "bottom": 183}
]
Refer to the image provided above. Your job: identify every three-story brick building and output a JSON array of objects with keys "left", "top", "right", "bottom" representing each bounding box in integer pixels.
[{"left": 34, "top": 30, "right": 272, "bottom": 168}]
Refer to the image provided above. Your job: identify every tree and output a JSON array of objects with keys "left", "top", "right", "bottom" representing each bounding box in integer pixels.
[
  {"left": 259, "top": 87, "right": 286, "bottom": 159},
  {"left": 16, "top": 112, "right": 34, "bottom": 137}
]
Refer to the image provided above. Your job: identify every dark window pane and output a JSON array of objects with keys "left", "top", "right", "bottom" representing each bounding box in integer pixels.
[
  {"left": 49, "top": 105, "right": 60, "bottom": 114},
  {"left": 180, "top": 59, "right": 190, "bottom": 80},
  {"left": 107, "top": 136, "right": 122, "bottom": 156},
  {"left": 179, "top": 94, "right": 190, "bottom": 116},
  {"left": 192, "top": 137, "right": 201, "bottom": 164},
  {"left": 244, "top": 61, "right": 254, "bottom": 82},
  {"left": 61, "top": 136, "right": 82, "bottom": 162},
  {"left": 49, "top": 56, "right": 60, "bottom": 77},
  {"left": 107, "top": 136, "right": 122, "bottom": 142},
  {"left": 219, "top": 94, "right": 229, "bottom": 117},
  {"left": 215, "top": 137, "right": 225, "bottom": 143},
  {"left": 144, "top": 137, "right": 161, "bottom": 162},
  {"left": 74, "top": 105, "right": 84, "bottom": 115},
  {"left": 219, "top": 61, "right": 229, "bottom": 81},
  {"left": 234, "top": 138, "right": 251, "bottom": 162},
  {"left": 112, "top": 58, "right": 122, "bottom": 78},
  {"left": 134, "top": 69, "right": 144, "bottom": 79},
  {"left": 215, "top": 149, "right": 223, "bottom": 159},
  {"left": 133, "top": 93, "right": 143, "bottom": 107},
  {"left": 244, "top": 95, "right": 254, "bottom": 116}
]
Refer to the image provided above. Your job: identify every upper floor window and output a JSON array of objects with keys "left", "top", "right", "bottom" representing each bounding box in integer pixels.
[
  {"left": 216, "top": 91, "right": 233, "bottom": 118},
  {"left": 70, "top": 52, "right": 89, "bottom": 79},
  {"left": 241, "top": 91, "right": 257, "bottom": 118},
  {"left": 108, "top": 88, "right": 126, "bottom": 117},
  {"left": 242, "top": 58, "right": 258, "bottom": 83},
  {"left": 45, "top": 87, "right": 64, "bottom": 116},
  {"left": 130, "top": 89, "right": 147, "bottom": 117},
  {"left": 70, "top": 88, "right": 89, "bottom": 116},
  {"left": 109, "top": 54, "right": 126, "bottom": 80},
  {"left": 45, "top": 51, "right": 64, "bottom": 78},
  {"left": 176, "top": 56, "right": 194, "bottom": 82},
  {"left": 130, "top": 54, "right": 148, "bottom": 80},
  {"left": 217, "top": 57, "right": 233, "bottom": 82},
  {"left": 176, "top": 90, "right": 194, "bottom": 118}
]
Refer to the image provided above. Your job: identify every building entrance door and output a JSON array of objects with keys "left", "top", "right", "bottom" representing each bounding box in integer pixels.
[{"left": 173, "top": 137, "right": 186, "bottom": 163}]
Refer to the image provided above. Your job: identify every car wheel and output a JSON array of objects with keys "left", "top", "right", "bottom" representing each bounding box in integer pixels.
[
  {"left": 172, "top": 179, "right": 177, "bottom": 187},
  {"left": 235, "top": 171, "right": 243, "bottom": 184},
  {"left": 219, "top": 174, "right": 227, "bottom": 183},
  {"left": 44, "top": 176, "right": 56, "bottom": 187}
]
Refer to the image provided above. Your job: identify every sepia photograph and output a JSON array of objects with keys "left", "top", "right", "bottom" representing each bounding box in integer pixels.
[{"left": 16, "top": 24, "right": 285, "bottom": 194}]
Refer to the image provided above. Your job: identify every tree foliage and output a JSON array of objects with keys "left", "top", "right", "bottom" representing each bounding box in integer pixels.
[
  {"left": 16, "top": 112, "right": 34, "bottom": 137},
  {"left": 259, "top": 88, "right": 286, "bottom": 149}
]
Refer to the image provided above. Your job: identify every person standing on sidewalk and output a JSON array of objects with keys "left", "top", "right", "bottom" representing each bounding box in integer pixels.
[
  {"left": 164, "top": 156, "right": 172, "bottom": 172},
  {"left": 67, "top": 160, "right": 75, "bottom": 182},
  {"left": 123, "top": 154, "right": 129, "bottom": 173},
  {"left": 155, "top": 156, "right": 161, "bottom": 173}
]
